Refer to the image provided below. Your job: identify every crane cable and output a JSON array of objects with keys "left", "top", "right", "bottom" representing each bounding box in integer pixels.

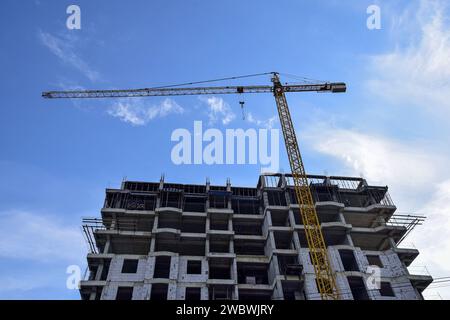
[
  {"left": 278, "top": 72, "right": 327, "bottom": 84},
  {"left": 149, "top": 71, "right": 329, "bottom": 89},
  {"left": 150, "top": 72, "right": 275, "bottom": 89}
]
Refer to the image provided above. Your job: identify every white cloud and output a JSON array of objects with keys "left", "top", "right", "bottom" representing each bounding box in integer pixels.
[
  {"left": 304, "top": 127, "right": 441, "bottom": 191},
  {"left": 0, "top": 211, "right": 84, "bottom": 263},
  {"left": 0, "top": 210, "right": 85, "bottom": 299},
  {"left": 246, "top": 112, "right": 278, "bottom": 129},
  {"left": 38, "top": 31, "right": 100, "bottom": 82},
  {"left": 361, "top": 2, "right": 450, "bottom": 297},
  {"left": 409, "top": 179, "right": 450, "bottom": 299},
  {"left": 107, "top": 98, "right": 184, "bottom": 126},
  {"left": 200, "top": 96, "right": 236, "bottom": 125},
  {"left": 413, "top": 180, "right": 450, "bottom": 256},
  {"left": 0, "top": 275, "right": 54, "bottom": 294},
  {"left": 303, "top": 124, "right": 450, "bottom": 298},
  {"left": 367, "top": 0, "right": 450, "bottom": 114}
]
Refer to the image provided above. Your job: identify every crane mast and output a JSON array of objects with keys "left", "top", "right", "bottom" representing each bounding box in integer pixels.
[
  {"left": 42, "top": 72, "right": 344, "bottom": 299},
  {"left": 272, "top": 74, "right": 339, "bottom": 299}
]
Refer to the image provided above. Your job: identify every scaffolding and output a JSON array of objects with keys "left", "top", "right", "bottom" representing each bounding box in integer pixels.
[{"left": 386, "top": 214, "right": 426, "bottom": 244}]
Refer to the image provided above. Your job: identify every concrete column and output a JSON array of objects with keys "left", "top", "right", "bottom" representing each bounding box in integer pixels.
[
  {"left": 153, "top": 215, "right": 159, "bottom": 231},
  {"left": 280, "top": 174, "right": 287, "bottom": 188},
  {"left": 293, "top": 231, "right": 302, "bottom": 250},
  {"left": 346, "top": 234, "right": 354, "bottom": 247},
  {"left": 231, "top": 258, "right": 238, "bottom": 300},
  {"left": 205, "top": 238, "right": 210, "bottom": 255},
  {"left": 268, "top": 231, "right": 276, "bottom": 250},
  {"left": 283, "top": 188, "right": 290, "bottom": 206},
  {"left": 94, "top": 264, "right": 104, "bottom": 281},
  {"left": 206, "top": 215, "right": 210, "bottom": 232},
  {"left": 269, "top": 255, "right": 281, "bottom": 281},
  {"left": 262, "top": 191, "right": 269, "bottom": 207},
  {"left": 233, "top": 285, "right": 239, "bottom": 300},
  {"left": 388, "top": 237, "right": 397, "bottom": 249},
  {"left": 103, "top": 237, "right": 111, "bottom": 254},
  {"left": 167, "top": 282, "right": 177, "bottom": 300},
  {"left": 201, "top": 287, "right": 209, "bottom": 300},
  {"left": 110, "top": 215, "right": 117, "bottom": 230},
  {"left": 89, "top": 290, "right": 97, "bottom": 300},
  {"left": 259, "top": 175, "right": 266, "bottom": 188},
  {"left": 273, "top": 279, "right": 284, "bottom": 300},
  {"left": 149, "top": 237, "right": 156, "bottom": 253},
  {"left": 170, "top": 256, "right": 179, "bottom": 280},
  {"left": 288, "top": 209, "right": 296, "bottom": 228}
]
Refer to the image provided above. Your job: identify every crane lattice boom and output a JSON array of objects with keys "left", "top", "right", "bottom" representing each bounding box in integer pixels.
[
  {"left": 42, "top": 82, "right": 345, "bottom": 99},
  {"left": 42, "top": 72, "right": 345, "bottom": 299},
  {"left": 272, "top": 73, "right": 340, "bottom": 299}
]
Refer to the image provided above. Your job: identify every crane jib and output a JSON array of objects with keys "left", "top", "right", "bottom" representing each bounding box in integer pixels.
[{"left": 42, "top": 83, "right": 346, "bottom": 99}]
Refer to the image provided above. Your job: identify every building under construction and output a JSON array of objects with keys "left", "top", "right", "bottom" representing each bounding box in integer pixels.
[{"left": 79, "top": 173, "right": 432, "bottom": 300}]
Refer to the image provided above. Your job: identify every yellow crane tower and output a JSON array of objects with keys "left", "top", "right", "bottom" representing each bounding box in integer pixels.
[{"left": 43, "top": 72, "right": 346, "bottom": 299}]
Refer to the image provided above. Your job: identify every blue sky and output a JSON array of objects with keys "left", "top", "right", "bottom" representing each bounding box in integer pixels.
[{"left": 1, "top": 0, "right": 450, "bottom": 299}]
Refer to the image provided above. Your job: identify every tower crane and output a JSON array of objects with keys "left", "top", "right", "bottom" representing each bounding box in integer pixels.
[{"left": 43, "top": 72, "right": 346, "bottom": 300}]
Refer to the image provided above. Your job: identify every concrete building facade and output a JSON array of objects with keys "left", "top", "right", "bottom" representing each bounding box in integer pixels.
[{"left": 79, "top": 173, "right": 432, "bottom": 300}]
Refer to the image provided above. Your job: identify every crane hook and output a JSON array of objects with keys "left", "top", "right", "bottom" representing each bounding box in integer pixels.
[{"left": 239, "top": 101, "right": 245, "bottom": 120}]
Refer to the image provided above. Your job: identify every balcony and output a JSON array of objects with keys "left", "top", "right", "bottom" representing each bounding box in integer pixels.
[
  {"left": 82, "top": 217, "right": 152, "bottom": 254},
  {"left": 284, "top": 174, "right": 395, "bottom": 209},
  {"left": 407, "top": 266, "right": 433, "bottom": 292},
  {"left": 394, "top": 242, "right": 420, "bottom": 266},
  {"left": 104, "top": 191, "right": 157, "bottom": 212}
]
